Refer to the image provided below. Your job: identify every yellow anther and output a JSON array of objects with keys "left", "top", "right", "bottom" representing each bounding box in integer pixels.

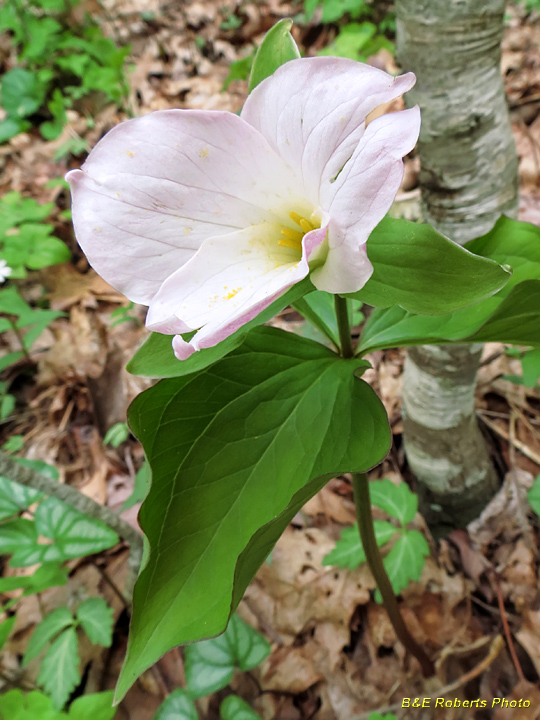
[
  {"left": 279, "top": 236, "right": 302, "bottom": 250},
  {"left": 281, "top": 227, "right": 304, "bottom": 244},
  {"left": 289, "top": 211, "right": 314, "bottom": 233}
]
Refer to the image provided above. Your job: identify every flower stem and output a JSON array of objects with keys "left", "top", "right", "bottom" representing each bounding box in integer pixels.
[
  {"left": 334, "top": 295, "right": 354, "bottom": 358},
  {"left": 352, "top": 471, "right": 435, "bottom": 677}
]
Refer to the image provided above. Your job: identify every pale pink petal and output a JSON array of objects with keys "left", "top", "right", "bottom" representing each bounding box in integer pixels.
[
  {"left": 312, "top": 106, "right": 421, "bottom": 293},
  {"left": 66, "top": 110, "right": 301, "bottom": 304},
  {"left": 241, "top": 57, "right": 415, "bottom": 208},
  {"left": 146, "top": 223, "right": 328, "bottom": 359}
]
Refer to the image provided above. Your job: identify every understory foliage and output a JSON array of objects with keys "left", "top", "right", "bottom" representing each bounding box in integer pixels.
[{"left": 0, "top": 0, "right": 130, "bottom": 148}]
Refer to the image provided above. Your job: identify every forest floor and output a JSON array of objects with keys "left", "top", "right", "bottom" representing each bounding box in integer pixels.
[{"left": 2, "top": 1, "right": 540, "bottom": 719}]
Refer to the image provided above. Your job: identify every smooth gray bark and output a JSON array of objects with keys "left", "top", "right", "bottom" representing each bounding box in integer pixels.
[{"left": 395, "top": 0, "right": 519, "bottom": 532}]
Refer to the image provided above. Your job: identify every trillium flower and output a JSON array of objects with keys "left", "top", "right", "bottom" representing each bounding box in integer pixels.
[{"left": 67, "top": 57, "right": 420, "bottom": 359}]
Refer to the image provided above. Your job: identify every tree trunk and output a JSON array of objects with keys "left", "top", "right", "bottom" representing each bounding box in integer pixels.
[{"left": 395, "top": 0, "right": 519, "bottom": 533}]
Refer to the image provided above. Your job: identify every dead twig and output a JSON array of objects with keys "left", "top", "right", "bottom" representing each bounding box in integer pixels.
[
  {"left": 352, "top": 635, "right": 505, "bottom": 720},
  {"left": 477, "top": 411, "right": 540, "bottom": 466}
]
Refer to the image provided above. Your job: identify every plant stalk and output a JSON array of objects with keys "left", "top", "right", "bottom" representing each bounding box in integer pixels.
[
  {"left": 334, "top": 295, "right": 354, "bottom": 358},
  {"left": 352, "top": 471, "right": 435, "bottom": 677}
]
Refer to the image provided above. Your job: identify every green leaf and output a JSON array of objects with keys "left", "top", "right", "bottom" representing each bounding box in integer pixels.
[
  {"left": 292, "top": 291, "right": 340, "bottom": 348},
  {"left": 248, "top": 19, "right": 301, "bottom": 92},
  {"left": 1, "top": 69, "right": 48, "bottom": 118},
  {"left": 348, "top": 218, "right": 510, "bottom": 315},
  {"left": 0, "top": 116, "right": 31, "bottom": 144},
  {"left": 37, "top": 627, "right": 80, "bottom": 710},
  {"left": 67, "top": 692, "right": 116, "bottom": 720},
  {"left": 9, "top": 498, "right": 118, "bottom": 567},
  {"left": 521, "top": 348, "right": 540, "bottom": 387},
  {"left": 23, "top": 606, "right": 74, "bottom": 666},
  {"left": 185, "top": 614, "right": 271, "bottom": 698},
  {"left": 116, "top": 326, "right": 390, "bottom": 699},
  {"left": 369, "top": 478, "right": 418, "bottom": 525},
  {"left": 0, "top": 476, "right": 43, "bottom": 520},
  {"left": 32, "top": 497, "right": 118, "bottom": 563},
  {"left": 376, "top": 530, "right": 429, "bottom": 602},
  {"left": 103, "top": 422, "right": 129, "bottom": 448},
  {"left": 0, "top": 689, "right": 61, "bottom": 720},
  {"left": 0, "top": 562, "right": 68, "bottom": 595},
  {"left": 122, "top": 460, "right": 151, "bottom": 511},
  {"left": 367, "top": 714, "right": 398, "bottom": 720},
  {"left": 0, "top": 518, "right": 38, "bottom": 556},
  {"left": 126, "top": 277, "right": 314, "bottom": 378},
  {"left": 359, "top": 280, "right": 540, "bottom": 354},
  {"left": 76, "top": 598, "right": 113, "bottom": 647},
  {"left": 13, "top": 458, "right": 60, "bottom": 480},
  {"left": 527, "top": 474, "right": 540, "bottom": 517},
  {"left": 220, "top": 696, "right": 262, "bottom": 720},
  {"left": 322, "top": 520, "right": 396, "bottom": 569},
  {"left": 0, "top": 616, "right": 16, "bottom": 652},
  {"left": 223, "top": 53, "right": 255, "bottom": 91},
  {"left": 153, "top": 689, "right": 199, "bottom": 720}
]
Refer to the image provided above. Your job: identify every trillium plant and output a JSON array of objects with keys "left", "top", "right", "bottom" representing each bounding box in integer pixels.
[{"left": 67, "top": 20, "right": 540, "bottom": 701}]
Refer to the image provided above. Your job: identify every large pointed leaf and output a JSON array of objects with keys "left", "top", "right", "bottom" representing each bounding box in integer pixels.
[
  {"left": 359, "top": 216, "right": 540, "bottom": 354},
  {"left": 359, "top": 280, "right": 540, "bottom": 354},
  {"left": 248, "top": 18, "right": 300, "bottom": 92},
  {"left": 117, "top": 326, "right": 390, "bottom": 699},
  {"left": 346, "top": 217, "right": 510, "bottom": 314},
  {"left": 126, "top": 278, "right": 314, "bottom": 378}
]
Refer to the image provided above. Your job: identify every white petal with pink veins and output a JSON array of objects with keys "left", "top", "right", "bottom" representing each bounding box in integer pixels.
[
  {"left": 67, "top": 110, "right": 300, "bottom": 304},
  {"left": 241, "top": 57, "right": 416, "bottom": 207},
  {"left": 147, "top": 223, "right": 328, "bottom": 359}
]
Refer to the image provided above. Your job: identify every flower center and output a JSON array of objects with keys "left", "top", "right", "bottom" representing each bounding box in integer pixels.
[{"left": 279, "top": 211, "right": 319, "bottom": 252}]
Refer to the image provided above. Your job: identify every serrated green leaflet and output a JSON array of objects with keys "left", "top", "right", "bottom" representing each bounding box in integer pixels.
[
  {"left": 346, "top": 217, "right": 510, "bottom": 314},
  {"left": 185, "top": 614, "right": 270, "bottom": 698},
  {"left": 23, "top": 606, "right": 73, "bottom": 666},
  {"left": 0, "top": 562, "right": 68, "bottom": 595},
  {"left": 221, "top": 696, "right": 262, "bottom": 720},
  {"left": 375, "top": 530, "right": 429, "bottom": 603},
  {"left": 38, "top": 626, "right": 80, "bottom": 709},
  {"left": 248, "top": 18, "right": 300, "bottom": 92},
  {"left": 127, "top": 278, "right": 314, "bottom": 378},
  {"left": 154, "top": 689, "right": 199, "bottom": 720},
  {"left": 322, "top": 520, "right": 395, "bottom": 569},
  {"left": 369, "top": 478, "right": 417, "bottom": 525},
  {"left": 117, "top": 326, "right": 390, "bottom": 699},
  {"left": 76, "top": 598, "right": 113, "bottom": 647}
]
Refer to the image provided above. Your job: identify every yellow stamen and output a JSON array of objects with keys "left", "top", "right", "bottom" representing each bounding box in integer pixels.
[
  {"left": 281, "top": 227, "right": 304, "bottom": 243},
  {"left": 279, "top": 236, "right": 303, "bottom": 250},
  {"left": 289, "top": 211, "right": 314, "bottom": 231}
]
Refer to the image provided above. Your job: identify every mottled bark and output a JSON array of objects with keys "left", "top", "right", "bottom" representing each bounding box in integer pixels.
[{"left": 395, "top": 0, "right": 519, "bottom": 532}]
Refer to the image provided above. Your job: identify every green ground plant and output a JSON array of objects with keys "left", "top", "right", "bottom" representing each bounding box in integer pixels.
[
  {"left": 323, "top": 478, "right": 430, "bottom": 601},
  {"left": 0, "top": 0, "right": 130, "bottom": 144}
]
